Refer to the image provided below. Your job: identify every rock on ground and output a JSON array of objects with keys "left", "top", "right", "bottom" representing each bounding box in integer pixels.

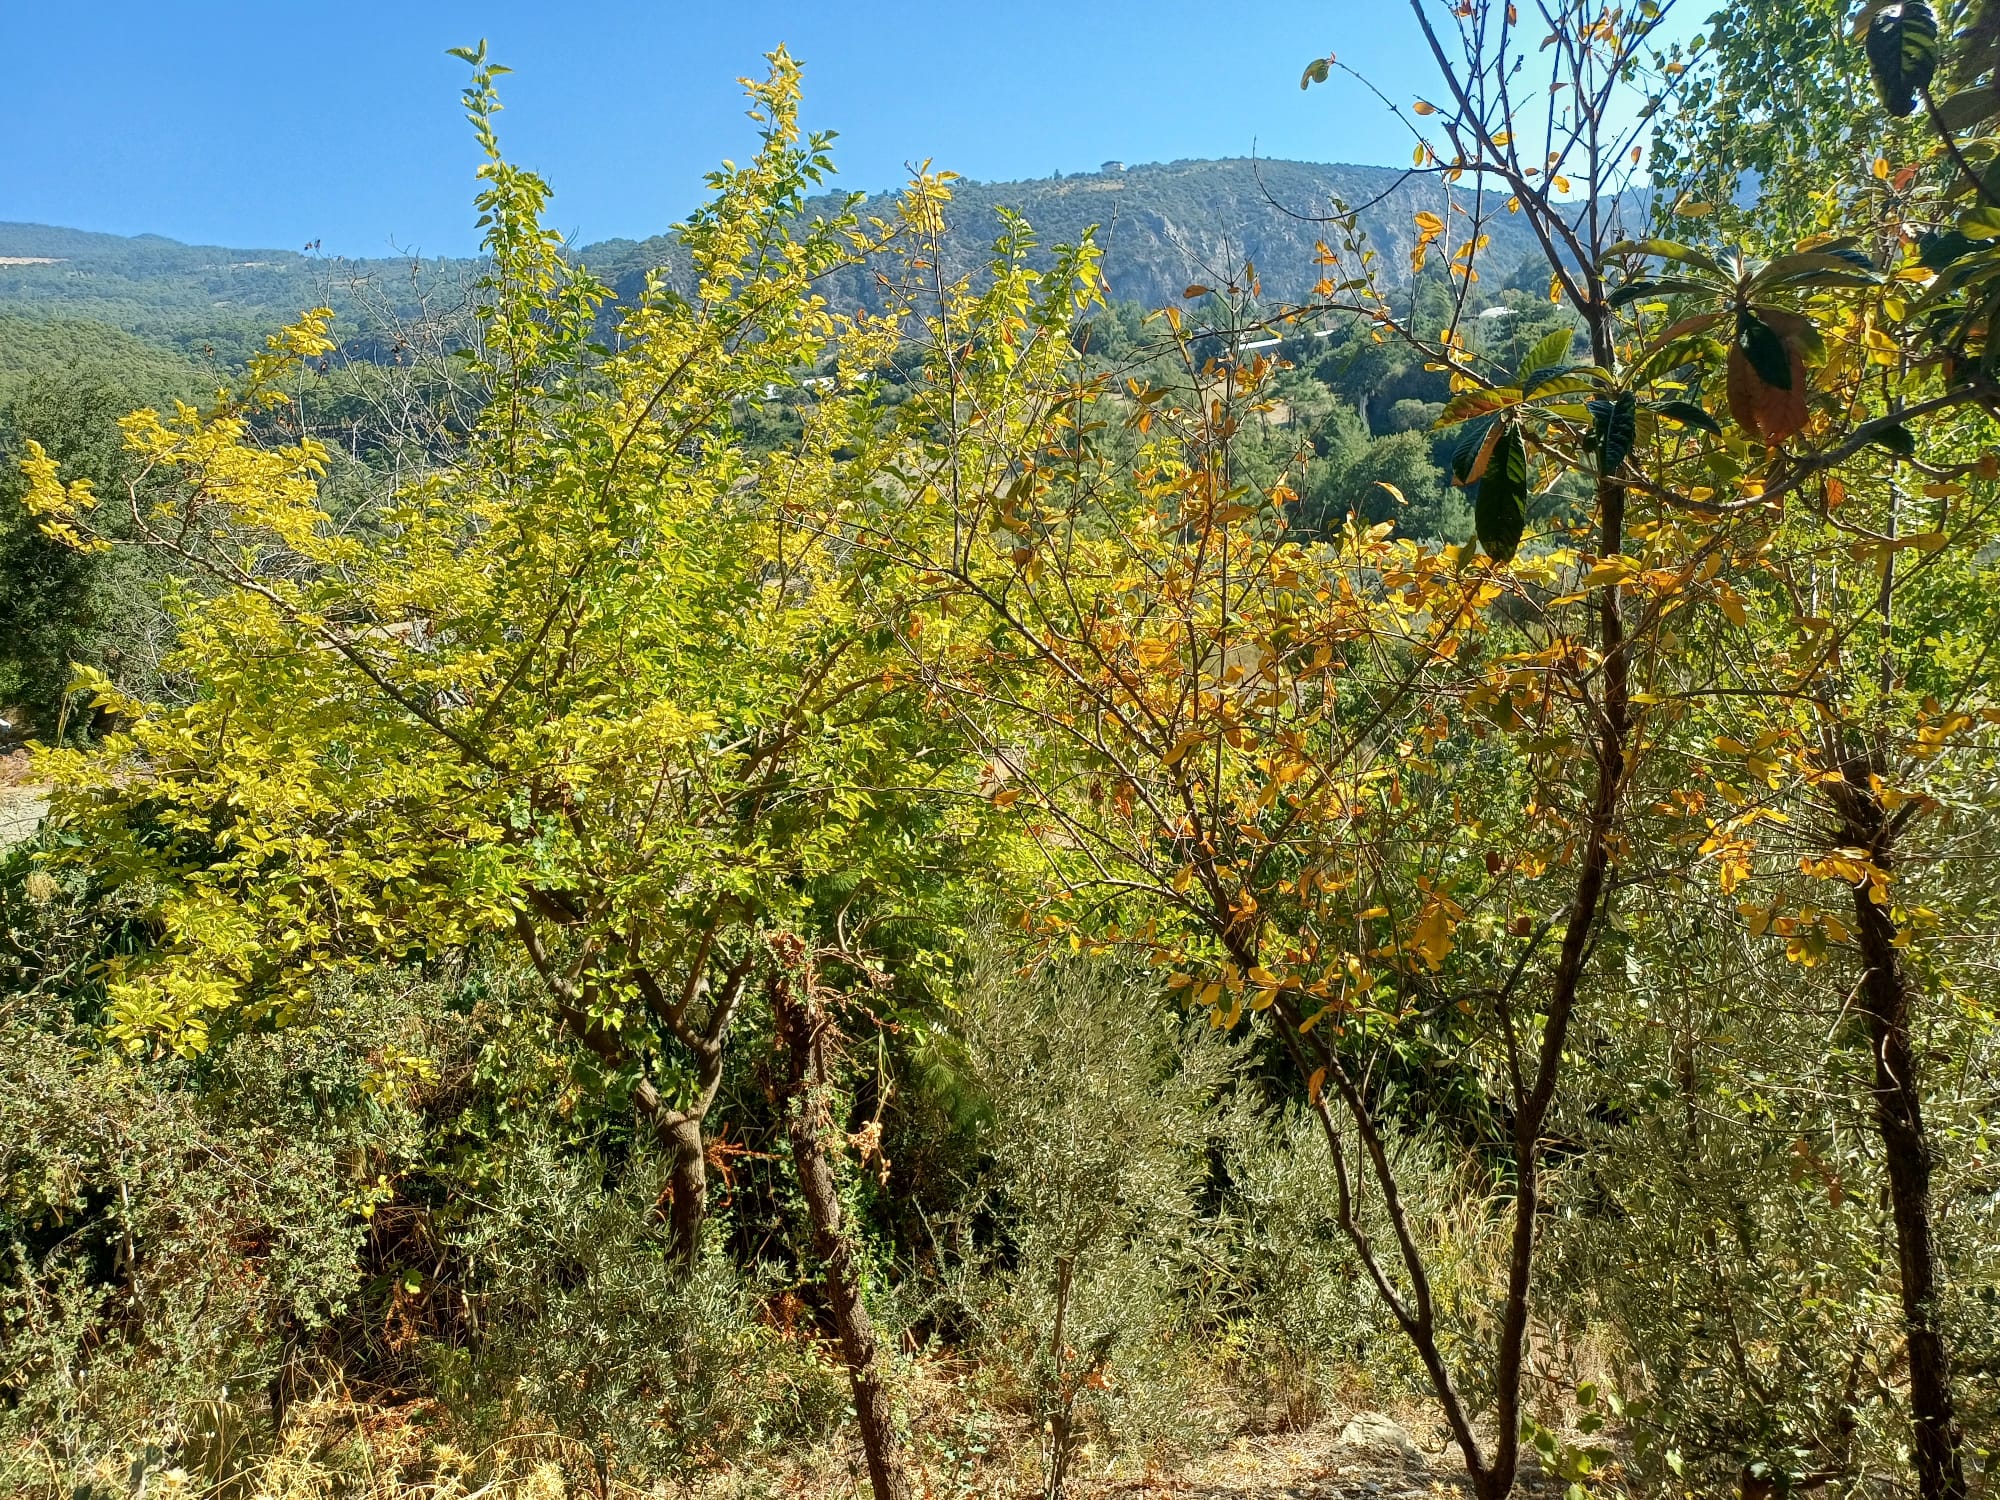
[{"left": 0, "top": 787, "right": 48, "bottom": 850}]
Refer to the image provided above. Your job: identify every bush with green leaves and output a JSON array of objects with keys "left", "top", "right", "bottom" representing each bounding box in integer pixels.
[
  {"left": 1209, "top": 1102, "right": 1405, "bottom": 1433},
  {"left": 941, "top": 949, "right": 1237, "bottom": 1495},
  {"left": 2, "top": 838, "right": 858, "bottom": 1494},
  {"left": 0, "top": 869, "right": 397, "bottom": 1488},
  {"left": 431, "top": 1137, "right": 852, "bottom": 1486}
]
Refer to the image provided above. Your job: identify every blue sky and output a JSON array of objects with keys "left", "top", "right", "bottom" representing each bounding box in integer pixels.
[{"left": 3, "top": 3, "right": 1688, "bottom": 258}]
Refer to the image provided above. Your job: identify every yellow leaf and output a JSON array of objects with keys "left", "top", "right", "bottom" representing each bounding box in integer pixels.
[
  {"left": 1411, "top": 904, "right": 1456, "bottom": 971},
  {"left": 1308, "top": 1066, "right": 1327, "bottom": 1104},
  {"left": 1579, "top": 557, "right": 1637, "bottom": 589},
  {"left": 1413, "top": 99, "right": 1438, "bottom": 115}
]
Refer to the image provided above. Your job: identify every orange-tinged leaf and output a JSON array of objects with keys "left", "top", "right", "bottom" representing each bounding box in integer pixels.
[
  {"left": 1459, "top": 419, "right": 1506, "bottom": 486},
  {"left": 1726, "top": 343, "right": 1809, "bottom": 445}
]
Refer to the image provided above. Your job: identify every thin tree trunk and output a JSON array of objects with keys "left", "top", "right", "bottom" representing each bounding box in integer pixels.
[
  {"left": 1837, "top": 776, "right": 1966, "bottom": 1500},
  {"left": 1046, "top": 1254, "right": 1079, "bottom": 1500},
  {"left": 1824, "top": 475, "right": 1966, "bottom": 1500},
  {"left": 771, "top": 961, "right": 913, "bottom": 1500},
  {"left": 1479, "top": 470, "right": 1630, "bottom": 1500}
]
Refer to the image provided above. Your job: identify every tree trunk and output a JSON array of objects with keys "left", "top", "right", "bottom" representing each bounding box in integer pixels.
[
  {"left": 513, "top": 911, "right": 724, "bottom": 1262},
  {"left": 1479, "top": 466, "right": 1632, "bottom": 1500},
  {"left": 1840, "top": 781, "right": 1966, "bottom": 1500},
  {"left": 771, "top": 965, "right": 913, "bottom": 1500},
  {"left": 660, "top": 1113, "right": 708, "bottom": 1262}
]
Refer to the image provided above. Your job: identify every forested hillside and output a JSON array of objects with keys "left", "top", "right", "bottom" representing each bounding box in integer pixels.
[
  {"left": 0, "top": 154, "right": 1549, "bottom": 354},
  {"left": 3, "top": 9, "right": 1999, "bottom": 1500}
]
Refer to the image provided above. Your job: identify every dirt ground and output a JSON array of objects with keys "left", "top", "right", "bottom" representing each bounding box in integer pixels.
[
  {"left": 1101, "top": 1414, "right": 1575, "bottom": 1497},
  {"left": 1070, "top": 1412, "right": 1573, "bottom": 1500},
  {"left": 773, "top": 1410, "right": 1580, "bottom": 1500}
]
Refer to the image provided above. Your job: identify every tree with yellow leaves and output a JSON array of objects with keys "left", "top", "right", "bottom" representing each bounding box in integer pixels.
[{"left": 20, "top": 48, "right": 999, "bottom": 1500}]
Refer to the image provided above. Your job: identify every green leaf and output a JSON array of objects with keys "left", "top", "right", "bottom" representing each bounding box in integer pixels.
[
  {"left": 1475, "top": 424, "right": 1529, "bottom": 563},
  {"left": 1524, "top": 369, "right": 1610, "bottom": 400},
  {"left": 1797, "top": 236, "right": 1873, "bottom": 265},
  {"left": 1866, "top": 2, "right": 1938, "bottom": 118},
  {"left": 1600, "top": 237, "right": 1728, "bottom": 279},
  {"left": 1589, "top": 392, "right": 1637, "bottom": 475},
  {"left": 1300, "top": 56, "right": 1332, "bottom": 89},
  {"left": 1609, "top": 276, "right": 1718, "bottom": 307},
  {"left": 1871, "top": 422, "right": 1918, "bottom": 457},
  {"left": 1937, "top": 85, "right": 2000, "bottom": 131},
  {"left": 1652, "top": 399, "right": 1722, "bottom": 436},
  {"left": 1737, "top": 311, "right": 1793, "bottom": 391},
  {"left": 1752, "top": 305, "right": 1825, "bottom": 363},
  {"left": 1918, "top": 228, "right": 1979, "bottom": 269},
  {"left": 1517, "top": 326, "right": 1576, "bottom": 380},
  {"left": 1753, "top": 251, "right": 1883, "bottom": 290},
  {"left": 1960, "top": 204, "right": 2000, "bottom": 240}
]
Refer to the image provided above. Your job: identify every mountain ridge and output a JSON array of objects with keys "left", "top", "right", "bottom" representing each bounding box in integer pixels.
[{"left": 0, "top": 155, "right": 1555, "bottom": 355}]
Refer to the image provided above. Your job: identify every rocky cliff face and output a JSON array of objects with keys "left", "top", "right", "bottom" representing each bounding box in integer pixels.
[{"left": 584, "top": 156, "right": 1559, "bottom": 314}]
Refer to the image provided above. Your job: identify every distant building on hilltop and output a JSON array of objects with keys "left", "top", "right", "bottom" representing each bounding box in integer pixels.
[{"left": 1100, "top": 161, "right": 1126, "bottom": 174}]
